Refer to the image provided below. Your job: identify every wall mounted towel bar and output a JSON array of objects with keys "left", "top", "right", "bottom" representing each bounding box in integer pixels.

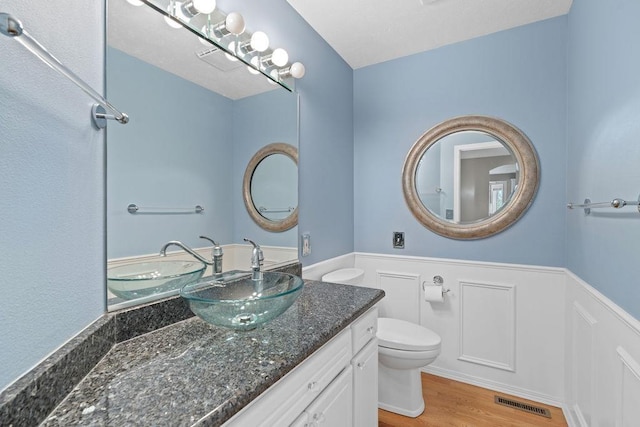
[
  {"left": 567, "top": 195, "right": 640, "bottom": 215},
  {"left": 0, "top": 13, "right": 128, "bottom": 128},
  {"left": 258, "top": 206, "right": 295, "bottom": 213},
  {"left": 127, "top": 204, "right": 204, "bottom": 214}
]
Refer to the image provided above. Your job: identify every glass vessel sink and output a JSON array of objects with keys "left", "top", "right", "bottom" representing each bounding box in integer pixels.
[
  {"left": 180, "top": 271, "right": 304, "bottom": 330},
  {"left": 107, "top": 260, "right": 206, "bottom": 300}
]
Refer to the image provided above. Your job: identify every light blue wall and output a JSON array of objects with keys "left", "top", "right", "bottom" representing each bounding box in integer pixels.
[
  {"left": 217, "top": 0, "right": 355, "bottom": 264},
  {"left": 232, "top": 89, "right": 299, "bottom": 247},
  {"left": 107, "top": 47, "right": 234, "bottom": 258},
  {"left": 354, "top": 17, "right": 568, "bottom": 266},
  {"left": 0, "top": 1, "right": 106, "bottom": 390},
  {"left": 567, "top": 0, "right": 640, "bottom": 318}
]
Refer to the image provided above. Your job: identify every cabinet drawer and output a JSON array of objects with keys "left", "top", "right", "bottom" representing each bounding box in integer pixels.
[
  {"left": 351, "top": 306, "right": 378, "bottom": 355},
  {"left": 224, "top": 328, "right": 352, "bottom": 427}
]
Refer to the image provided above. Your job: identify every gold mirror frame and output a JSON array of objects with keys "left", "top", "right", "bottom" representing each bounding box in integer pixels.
[
  {"left": 402, "top": 115, "right": 540, "bottom": 240},
  {"left": 243, "top": 143, "right": 298, "bottom": 232}
]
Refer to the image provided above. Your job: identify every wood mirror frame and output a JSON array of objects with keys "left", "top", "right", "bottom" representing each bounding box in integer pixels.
[
  {"left": 243, "top": 143, "right": 298, "bottom": 232},
  {"left": 402, "top": 115, "right": 540, "bottom": 240}
]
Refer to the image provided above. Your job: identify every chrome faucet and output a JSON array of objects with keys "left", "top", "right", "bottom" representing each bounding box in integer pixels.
[
  {"left": 244, "top": 238, "right": 264, "bottom": 282},
  {"left": 198, "top": 236, "right": 223, "bottom": 274},
  {"left": 159, "top": 236, "right": 223, "bottom": 274}
]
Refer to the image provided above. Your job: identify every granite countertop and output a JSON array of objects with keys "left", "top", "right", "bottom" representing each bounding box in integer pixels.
[{"left": 42, "top": 280, "right": 384, "bottom": 427}]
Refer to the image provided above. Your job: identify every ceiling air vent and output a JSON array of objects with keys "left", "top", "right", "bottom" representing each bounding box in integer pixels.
[
  {"left": 196, "top": 47, "right": 242, "bottom": 72},
  {"left": 494, "top": 396, "right": 552, "bottom": 418}
]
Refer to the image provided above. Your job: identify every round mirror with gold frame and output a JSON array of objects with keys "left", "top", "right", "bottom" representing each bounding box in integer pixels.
[
  {"left": 243, "top": 143, "right": 298, "bottom": 232},
  {"left": 402, "top": 115, "right": 539, "bottom": 240}
]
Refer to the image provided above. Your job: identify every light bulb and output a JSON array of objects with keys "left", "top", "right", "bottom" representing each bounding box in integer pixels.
[
  {"left": 199, "top": 24, "right": 212, "bottom": 45},
  {"left": 268, "top": 69, "right": 279, "bottom": 85},
  {"left": 164, "top": 15, "right": 183, "bottom": 28},
  {"left": 225, "top": 41, "right": 238, "bottom": 62},
  {"left": 192, "top": 0, "right": 216, "bottom": 14},
  {"left": 164, "top": 1, "right": 190, "bottom": 28},
  {"left": 271, "top": 48, "right": 289, "bottom": 67},
  {"left": 250, "top": 31, "right": 269, "bottom": 53},
  {"left": 248, "top": 56, "right": 260, "bottom": 74},
  {"left": 225, "top": 12, "right": 245, "bottom": 35},
  {"left": 289, "top": 62, "right": 305, "bottom": 79},
  {"left": 126, "top": 0, "right": 144, "bottom": 6}
]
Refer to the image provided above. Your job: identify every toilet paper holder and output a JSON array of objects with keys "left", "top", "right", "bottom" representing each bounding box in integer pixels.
[{"left": 422, "top": 275, "right": 450, "bottom": 293}]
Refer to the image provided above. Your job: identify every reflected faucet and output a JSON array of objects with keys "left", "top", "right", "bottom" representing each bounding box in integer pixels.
[
  {"left": 159, "top": 236, "right": 223, "bottom": 274},
  {"left": 244, "top": 238, "right": 264, "bottom": 282}
]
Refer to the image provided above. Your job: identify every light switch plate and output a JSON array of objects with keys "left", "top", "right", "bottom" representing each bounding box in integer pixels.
[
  {"left": 393, "top": 231, "right": 405, "bottom": 249},
  {"left": 301, "top": 233, "right": 311, "bottom": 256}
]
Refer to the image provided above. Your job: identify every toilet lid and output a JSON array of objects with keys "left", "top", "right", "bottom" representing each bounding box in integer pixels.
[
  {"left": 377, "top": 317, "right": 441, "bottom": 351},
  {"left": 321, "top": 268, "right": 364, "bottom": 284}
]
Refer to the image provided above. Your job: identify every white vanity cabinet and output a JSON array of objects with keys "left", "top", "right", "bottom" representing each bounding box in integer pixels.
[
  {"left": 349, "top": 307, "right": 378, "bottom": 427},
  {"left": 290, "top": 366, "right": 353, "bottom": 427},
  {"left": 224, "top": 306, "right": 379, "bottom": 427}
]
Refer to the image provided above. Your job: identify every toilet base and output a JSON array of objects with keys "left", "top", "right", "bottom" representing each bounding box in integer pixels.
[{"left": 378, "top": 363, "right": 425, "bottom": 418}]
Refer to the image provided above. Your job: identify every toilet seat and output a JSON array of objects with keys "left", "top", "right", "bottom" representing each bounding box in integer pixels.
[
  {"left": 321, "top": 268, "right": 364, "bottom": 285},
  {"left": 377, "top": 317, "right": 441, "bottom": 351}
]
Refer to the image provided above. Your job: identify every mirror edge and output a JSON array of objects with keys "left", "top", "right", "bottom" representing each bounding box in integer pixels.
[
  {"left": 402, "top": 115, "right": 540, "bottom": 240},
  {"left": 243, "top": 142, "right": 299, "bottom": 232}
]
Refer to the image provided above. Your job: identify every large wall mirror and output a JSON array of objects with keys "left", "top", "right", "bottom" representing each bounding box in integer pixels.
[
  {"left": 402, "top": 115, "right": 539, "bottom": 239},
  {"left": 106, "top": 0, "right": 299, "bottom": 310}
]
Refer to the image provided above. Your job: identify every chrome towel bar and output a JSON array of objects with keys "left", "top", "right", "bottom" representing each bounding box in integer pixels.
[
  {"left": 127, "top": 204, "right": 204, "bottom": 214},
  {"left": 567, "top": 195, "right": 640, "bottom": 215},
  {"left": 0, "top": 13, "right": 128, "bottom": 128}
]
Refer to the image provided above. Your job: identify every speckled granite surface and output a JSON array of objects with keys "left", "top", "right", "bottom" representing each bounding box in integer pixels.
[
  {"left": 0, "top": 316, "right": 116, "bottom": 426},
  {"left": 41, "top": 281, "right": 383, "bottom": 426},
  {"left": 0, "top": 263, "right": 303, "bottom": 426}
]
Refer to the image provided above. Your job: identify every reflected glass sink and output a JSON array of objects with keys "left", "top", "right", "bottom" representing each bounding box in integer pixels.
[
  {"left": 107, "top": 260, "right": 206, "bottom": 300},
  {"left": 180, "top": 271, "right": 304, "bottom": 330}
]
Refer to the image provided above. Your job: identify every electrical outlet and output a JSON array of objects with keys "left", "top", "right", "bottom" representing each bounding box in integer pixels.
[
  {"left": 301, "top": 233, "right": 311, "bottom": 256},
  {"left": 393, "top": 232, "right": 405, "bottom": 249}
]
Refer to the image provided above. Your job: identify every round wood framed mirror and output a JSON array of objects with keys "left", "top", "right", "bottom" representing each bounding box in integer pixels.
[
  {"left": 243, "top": 143, "right": 298, "bottom": 232},
  {"left": 402, "top": 115, "right": 539, "bottom": 239}
]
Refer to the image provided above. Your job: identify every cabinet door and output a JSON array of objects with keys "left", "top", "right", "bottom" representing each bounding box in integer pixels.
[
  {"left": 352, "top": 339, "right": 378, "bottom": 427},
  {"left": 303, "top": 366, "right": 353, "bottom": 427}
]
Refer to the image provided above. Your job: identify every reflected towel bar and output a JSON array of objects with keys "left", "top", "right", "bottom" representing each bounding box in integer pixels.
[
  {"left": 258, "top": 206, "right": 295, "bottom": 213},
  {"left": 0, "top": 12, "right": 128, "bottom": 128},
  {"left": 127, "top": 204, "right": 204, "bottom": 214},
  {"left": 567, "top": 195, "right": 640, "bottom": 215}
]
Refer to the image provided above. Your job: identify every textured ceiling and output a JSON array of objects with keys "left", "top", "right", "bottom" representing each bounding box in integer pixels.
[{"left": 286, "top": 0, "right": 573, "bottom": 69}]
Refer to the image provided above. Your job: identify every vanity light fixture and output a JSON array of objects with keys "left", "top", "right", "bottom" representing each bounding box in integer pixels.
[
  {"left": 144, "top": 0, "right": 305, "bottom": 85},
  {"left": 211, "top": 11, "right": 245, "bottom": 38},
  {"left": 271, "top": 62, "right": 306, "bottom": 80},
  {"left": 224, "top": 40, "right": 239, "bottom": 61},
  {"left": 164, "top": 1, "right": 190, "bottom": 28},
  {"left": 247, "top": 56, "right": 261, "bottom": 74},
  {"left": 126, "top": 0, "right": 144, "bottom": 6},
  {"left": 237, "top": 30, "right": 270, "bottom": 58},
  {"left": 261, "top": 47, "right": 289, "bottom": 68},
  {"left": 183, "top": 0, "right": 216, "bottom": 15}
]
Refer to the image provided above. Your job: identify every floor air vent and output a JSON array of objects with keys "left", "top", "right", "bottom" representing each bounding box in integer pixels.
[{"left": 494, "top": 396, "right": 552, "bottom": 418}]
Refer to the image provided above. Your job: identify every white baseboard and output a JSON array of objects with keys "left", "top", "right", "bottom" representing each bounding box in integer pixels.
[{"left": 422, "top": 365, "right": 564, "bottom": 408}]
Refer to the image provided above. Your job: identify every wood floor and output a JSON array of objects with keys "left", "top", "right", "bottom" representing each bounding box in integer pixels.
[{"left": 378, "top": 373, "right": 568, "bottom": 427}]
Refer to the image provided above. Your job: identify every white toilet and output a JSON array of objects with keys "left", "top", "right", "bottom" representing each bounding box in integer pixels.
[{"left": 321, "top": 268, "right": 442, "bottom": 418}]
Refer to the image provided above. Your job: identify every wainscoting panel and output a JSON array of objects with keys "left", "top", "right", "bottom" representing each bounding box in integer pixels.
[
  {"left": 376, "top": 271, "right": 421, "bottom": 323},
  {"left": 305, "top": 253, "right": 640, "bottom": 424},
  {"left": 459, "top": 281, "right": 515, "bottom": 371},
  {"left": 355, "top": 252, "right": 566, "bottom": 406},
  {"left": 571, "top": 302, "right": 596, "bottom": 427},
  {"left": 564, "top": 271, "right": 640, "bottom": 427},
  {"left": 616, "top": 347, "right": 640, "bottom": 427}
]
